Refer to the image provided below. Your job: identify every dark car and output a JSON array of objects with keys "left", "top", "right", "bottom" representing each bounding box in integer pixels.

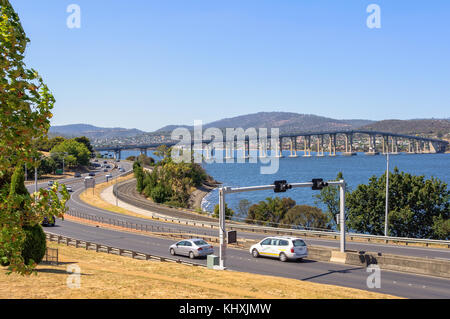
[
  {"left": 89, "top": 172, "right": 96, "bottom": 176},
  {"left": 42, "top": 216, "right": 56, "bottom": 227},
  {"left": 74, "top": 172, "right": 81, "bottom": 178}
]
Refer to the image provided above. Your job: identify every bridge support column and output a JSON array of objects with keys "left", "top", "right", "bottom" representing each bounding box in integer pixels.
[
  {"left": 114, "top": 150, "right": 121, "bottom": 161},
  {"left": 429, "top": 141, "right": 446, "bottom": 153},
  {"left": 416, "top": 140, "right": 422, "bottom": 154},
  {"left": 316, "top": 135, "right": 324, "bottom": 157},
  {"left": 407, "top": 140, "right": 414, "bottom": 154},
  {"left": 303, "top": 136, "right": 311, "bottom": 157},
  {"left": 365, "top": 134, "right": 379, "bottom": 155},
  {"left": 244, "top": 140, "right": 250, "bottom": 159},
  {"left": 389, "top": 137, "right": 399, "bottom": 155},
  {"left": 289, "top": 137, "right": 298, "bottom": 157},
  {"left": 382, "top": 135, "right": 389, "bottom": 155},
  {"left": 276, "top": 138, "right": 283, "bottom": 158},
  {"left": 225, "top": 142, "right": 233, "bottom": 160},
  {"left": 343, "top": 133, "right": 356, "bottom": 156},
  {"left": 139, "top": 148, "right": 148, "bottom": 156},
  {"left": 329, "top": 134, "right": 336, "bottom": 156}
]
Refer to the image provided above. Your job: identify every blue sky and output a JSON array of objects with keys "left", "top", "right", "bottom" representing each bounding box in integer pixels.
[{"left": 10, "top": 0, "right": 450, "bottom": 131}]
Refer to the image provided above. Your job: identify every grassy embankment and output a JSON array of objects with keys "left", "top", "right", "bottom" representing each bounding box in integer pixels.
[{"left": 0, "top": 241, "right": 400, "bottom": 299}]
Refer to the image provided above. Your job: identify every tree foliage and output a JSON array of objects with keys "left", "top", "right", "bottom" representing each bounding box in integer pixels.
[
  {"left": 282, "top": 205, "right": 329, "bottom": 230},
  {"left": 0, "top": 1, "right": 68, "bottom": 275},
  {"left": 246, "top": 197, "right": 330, "bottom": 229},
  {"left": 21, "top": 224, "right": 46, "bottom": 265},
  {"left": 133, "top": 146, "right": 210, "bottom": 208},
  {"left": 346, "top": 168, "right": 450, "bottom": 239},
  {"left": 50, "top": 139, "right": 90, "bottom": 167},
  {"left": 314, "top": 172, "right": 349, "bottom": 230},
  {"left": 213, "top": 203, "right": 234, "bottom": 219},
  {"left": 32, "top": 136, "right": 66, "bottom": 152},
  {"left": 237, "top": 199, "right": 251, "bottom": 217},
  {"left": 74, "top": 136, "right": 93, "bottom": 154}
]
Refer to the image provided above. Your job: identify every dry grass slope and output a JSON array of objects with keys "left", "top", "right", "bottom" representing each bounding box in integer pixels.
[{"left": 0, "top": 242, "right": 400, "bottom": 299}]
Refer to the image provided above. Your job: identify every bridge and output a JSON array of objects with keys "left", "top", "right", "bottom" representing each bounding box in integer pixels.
[{"left": 94, "top": 130, "right": 449, "bottom": 160}]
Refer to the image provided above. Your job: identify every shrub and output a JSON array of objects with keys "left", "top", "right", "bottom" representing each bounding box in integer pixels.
[
  {"left": 1, "top": 224, "right": 47, "bottom": 267},
  {"left": 21, "top": 224, "right": 47, "bottom": 265},
  {"left": 150, "top": 184, "right": 172, "bottom": 203}
]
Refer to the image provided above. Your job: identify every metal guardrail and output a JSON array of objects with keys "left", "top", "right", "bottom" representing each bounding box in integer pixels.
[
  {"left": 45, "top": 232, "right": 206, "bottom": 267},
  {"left": 113, "top": 179, "right": 216, "bottom": 222},
  {"left": 112, "top": 178, "right": 450, "bottom": 248},
  {"left": 65, "top": 208, "right": 250, "bottom": 246}
]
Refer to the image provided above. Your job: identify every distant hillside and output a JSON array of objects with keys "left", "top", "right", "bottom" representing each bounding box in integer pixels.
[
  {"left": 156, "top": 125, "right": 193, "bottom": 132},
  {"left": 360, "top": 119, "right": 450, "bottom": 138},
  {"left": 50, "top": 124, "right": 145, "bottom": 139},
  {"left": 156, "top": 112, "right": 373, "bottom": 134}
]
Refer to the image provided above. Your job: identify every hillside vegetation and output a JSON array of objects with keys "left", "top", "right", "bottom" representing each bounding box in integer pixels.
[
  {"left": 157, "top": 112, "right": 374, "bottom": 134},
  {"left": 361, "top": 119, "right": 450, "bottom": 138},
  {"left": 134, "top": 146, "right": 212, "bottom": 208},
  {"left": 50, "top": 124, "right": 144, "bottom": 139}
]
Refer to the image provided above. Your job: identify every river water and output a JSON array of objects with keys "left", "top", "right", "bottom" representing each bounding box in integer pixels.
[{"left": 115, "top": 150, "right": 449, "bottom": 217}]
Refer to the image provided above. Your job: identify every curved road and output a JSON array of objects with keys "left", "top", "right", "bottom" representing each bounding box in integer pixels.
[{"left": 27, "top": 161, "right": 450, "bottom": 298}]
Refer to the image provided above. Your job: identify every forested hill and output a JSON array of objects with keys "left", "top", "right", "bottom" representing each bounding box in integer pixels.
[
  {"left": 360, "top": 119, "right": 450, "bottom": 138},
  {"left": 50, "top": 124, "right": 144, "bottom": 139},
  {"left": 156, "top": 112, "right": 374, "bottom": 134}
]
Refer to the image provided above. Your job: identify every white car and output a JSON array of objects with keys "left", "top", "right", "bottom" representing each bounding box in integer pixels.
[
  {"left": 169, "top": 239, "right": 214, "bottom": 259},
  {"left": 249, "top": 236, "right": 308, "bottom": 262}
]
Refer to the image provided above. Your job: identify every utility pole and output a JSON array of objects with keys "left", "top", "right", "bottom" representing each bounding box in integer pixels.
[
  {"left": 218, "top": 187, "right": 227, "bottom": 269},
  {"left": 34, "top": 163, "right": 38, "bottom": 194},
  {"left": 339, "top": 179, "right": 346, "bottom": 252},
  {"left": 115, "top": 174, "right": 118, "bottom": 207},
  {"left": 218, "top": 179, "right": 346, "bottom": 270},
  {"left": 385, "top": 152, "right": 389, "bottom": 237}
]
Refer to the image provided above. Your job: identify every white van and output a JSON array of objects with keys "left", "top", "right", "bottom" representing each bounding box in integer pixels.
[{"left": 249, "top": 236, "right": 308, "bottom": 262}]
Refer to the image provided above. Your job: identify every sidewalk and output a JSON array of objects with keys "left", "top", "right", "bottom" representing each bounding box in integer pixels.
[{"left": 100, "top": 184, "right": 169, "bottom": 219}]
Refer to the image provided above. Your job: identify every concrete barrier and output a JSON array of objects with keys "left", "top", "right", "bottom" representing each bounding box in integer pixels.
[
  {"left": 307, "top": 246, "right": 333, "bottom": 262},
  {"left": 333, "top": 249, "right": 450, "bottom": 279}
]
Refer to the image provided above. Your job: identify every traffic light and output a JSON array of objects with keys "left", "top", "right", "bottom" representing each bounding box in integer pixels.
[
  {"left": 274, "top": 180, "right": 292, "bottom": 193},
  {"left": 312, "top": 178, "right": 328, "bottom": 190}
]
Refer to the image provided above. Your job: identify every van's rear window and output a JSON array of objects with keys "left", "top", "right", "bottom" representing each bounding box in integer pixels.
[{"left": 292, "top": 239, "right": 306, "bottom": 247}]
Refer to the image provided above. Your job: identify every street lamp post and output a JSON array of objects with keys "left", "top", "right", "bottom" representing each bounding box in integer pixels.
[
  {"left": 53, "top": 152, "right": 68, "bottom": 175},
  {"left": 62, "top": 152, "right": 68, "bottom": 175},
  {"left": 385, "top": 152, "right": 389, "bottom": 237}
]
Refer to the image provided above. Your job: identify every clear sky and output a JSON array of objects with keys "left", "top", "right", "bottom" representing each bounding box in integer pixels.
[{"left": 10, "top": 0, "right": 450, "bottom": 131}]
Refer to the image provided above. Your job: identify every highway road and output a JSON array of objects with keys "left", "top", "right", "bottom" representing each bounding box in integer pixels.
[
  {"left": 47, "top": 219, "right": 450, "bottom": 299},
  {"left": 27, "top": 160, "right": 450, "bottom": 298},
  {"left": 67, "top": 174, "right": 450, "bottom": 261}
]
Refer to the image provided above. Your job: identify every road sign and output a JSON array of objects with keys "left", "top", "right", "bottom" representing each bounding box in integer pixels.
[
  {"left": 84, "top": 178, "right": 95, "bottom": 189},
  {"left": 227, "top": 230, "right": 237, "bottom": 244}
]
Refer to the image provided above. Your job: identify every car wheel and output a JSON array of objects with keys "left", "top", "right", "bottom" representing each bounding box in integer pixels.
[
  {"left": 279, "top": 253, "right": 288, "bottom": 262},
  {"left": 298, "top": 258, "right": 303, "bottom": 262},
  {"left": 189, "top": 251, "right": 195, "bottom": 259},
  {"left": 252, "top": 249, "right": 259, "bottom": 258},
  {"left": 170, "top": 248, "right": 175, "bottom": 256}
]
